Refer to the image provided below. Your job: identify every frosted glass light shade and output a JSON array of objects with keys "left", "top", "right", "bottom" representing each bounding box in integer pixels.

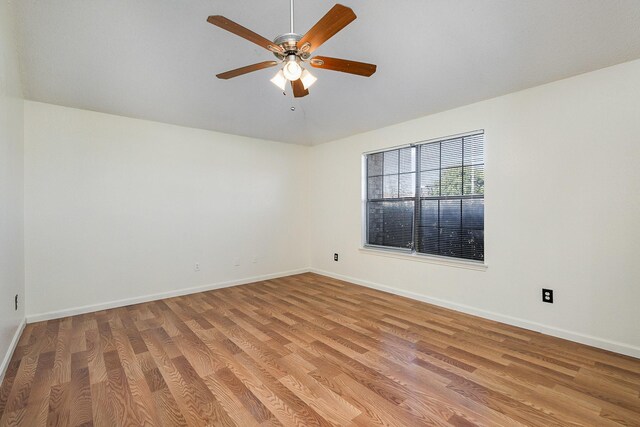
[
  {"left": 300, "top": 69, "right": 317, "bottom": 90},
  {"left": 270, "top": 70, "right": 287, "bottom": 90}
]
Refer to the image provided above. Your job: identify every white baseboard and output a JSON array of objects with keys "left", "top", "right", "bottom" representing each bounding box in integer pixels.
[
  {"left": 0, "top": 318, "right": 26, "bottom": 384},
  {"left": 310, "top": 268, "right": 640, "bottom": 359},
  {"left": 26, "top": 268, "right": 309, "bottom": 323}
]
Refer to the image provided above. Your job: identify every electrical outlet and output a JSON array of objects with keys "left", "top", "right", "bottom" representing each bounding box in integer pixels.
[
  {"left": 194, "top": 263, "right": 200, "bottom": 272},
  {"left": 252, "top": 257, "right": 257, "bottom": 264},
  {"left": 14, "top": 294, "right": 18, "bottom": 311},
  {"left": 234, "top": 257, "right": 240, "bottom": 267},
  {"left": 542, "top": 289, "right": 554, "bottom": 303},
  {"left": 334, "top": 253, "right": 339, "bottom": 262}
]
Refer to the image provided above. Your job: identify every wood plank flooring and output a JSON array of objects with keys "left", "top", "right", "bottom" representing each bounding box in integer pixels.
[{"left": 1, "top": 272, "right": 639, "bottom": 426}]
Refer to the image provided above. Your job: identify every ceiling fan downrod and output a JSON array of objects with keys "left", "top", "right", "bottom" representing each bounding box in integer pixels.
[{"left": 290, "top": 0, "right": 294, "bottom": 34}]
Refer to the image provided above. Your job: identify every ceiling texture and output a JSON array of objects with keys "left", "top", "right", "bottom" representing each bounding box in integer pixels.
[{"left": 14, "top": 0, "right": 640, "bottom": 145}]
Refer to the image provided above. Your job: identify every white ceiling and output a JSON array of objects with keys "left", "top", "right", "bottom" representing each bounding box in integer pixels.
[{"left": 14, "top": 0, "right": 640, "bottom": 145}]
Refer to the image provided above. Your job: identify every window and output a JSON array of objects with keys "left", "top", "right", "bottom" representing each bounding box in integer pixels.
[{"left": 365, "top": 131, "right": 484, "bottom": 262}]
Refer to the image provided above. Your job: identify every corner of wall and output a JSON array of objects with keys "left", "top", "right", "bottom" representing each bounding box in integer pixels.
[{"left": 0, "top": 0, "right": 26, "bottom": 384}]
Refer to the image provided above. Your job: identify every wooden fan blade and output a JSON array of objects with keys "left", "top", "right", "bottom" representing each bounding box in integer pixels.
[
  {"left": 298, "top": 4, "right": 356, "bottom": 54},
  {"left": 207, "top": 15, "right": 283, "bottom": 54},
  {"left": 291, "top": 79, "right": 309, "bottom": 98},
  {"left": 310, "top": 56, "right": 377, "bottom": 77},
  {"left": 216, "top": 61, "right": 278, "bottom": 79}
]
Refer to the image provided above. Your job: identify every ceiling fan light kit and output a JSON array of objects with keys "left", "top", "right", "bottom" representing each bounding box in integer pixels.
[{"left": 207, "top": 1, "right": 377, "bottom": 98}]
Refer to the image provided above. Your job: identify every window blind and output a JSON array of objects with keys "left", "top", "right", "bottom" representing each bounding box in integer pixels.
[{"left": 365, "top": 132, "right": 484, "bottom": 261}]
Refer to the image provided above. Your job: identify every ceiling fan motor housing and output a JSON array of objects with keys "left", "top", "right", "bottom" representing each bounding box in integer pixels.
[{"left": 273, "top": 33, "right": 310, "bottom": 60}]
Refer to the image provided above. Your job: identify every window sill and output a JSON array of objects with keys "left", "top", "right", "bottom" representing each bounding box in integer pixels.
[{"left": 359, "top": 247, "right": 488, "bottom": 271}]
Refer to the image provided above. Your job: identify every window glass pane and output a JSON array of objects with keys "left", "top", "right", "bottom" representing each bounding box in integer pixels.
[
  {"left": 419, "top": 200, "right": 438, "bottom": 227},
  {"left": 439, "top": 228, "right": 461, "bottom": 258},
  {"left": 399, "top": 147, "right": 416, "bottom": 173},
  {"left": 367, "top": 153, "right": 383, "bottom": 176},
  {"left": 399, "top": 173, "right": 416, "bottom": 198},
  {"left": 462, "top": 199, "right": 484, "bottom": 229},
  {"left": 367, "top": 201, "right": 414, "bottom": 249},
  {"left": 441, "top": 138, "right": 462, "bottom": 168},
  {"left": 463, "top": 165, "right": 484, "bottom": 195},
  {"left": 420, "top": 170, "right": 440, "bottom": 197},
  {"left": 367, "top": 176, "right": 383, "bottom": 200},
  {"left": 461, "top": 229, "right": 484, "bottom": 261},
  {"left": 464, "top": 134, "right": 484, "bottom": 165},
  {"left": 383, "top": 175, "right": 399, "bottom": 198},
  {"left": 440, "top": 199, "right": 461, "bottom": 228},
  {"left": 383, "top": 150, "right": 399, "bottom": 175},
  {"left": 367, "top": 203, "right": 384, "bottom": 246},
  {"left": 440, "top": 167, "right": 462, "bottom": 196},
  {"left": 417, "top": 226, "right": 439, "bottom": 254},
  {"left": 420, "top": 143, "right": 440, "bottom": 171}
]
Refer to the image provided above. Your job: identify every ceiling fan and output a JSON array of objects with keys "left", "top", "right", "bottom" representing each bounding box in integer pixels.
[{"left": 207, "top": 1, "right": 377, "bottom": 98}]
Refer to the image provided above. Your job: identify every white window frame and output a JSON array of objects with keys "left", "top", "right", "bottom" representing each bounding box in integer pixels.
[{"left": 360, "top": 130, "right": 487, "bottom": 271}]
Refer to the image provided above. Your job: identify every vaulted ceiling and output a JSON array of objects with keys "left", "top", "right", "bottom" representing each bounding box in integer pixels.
[{"left": 14, "top": 0, "right": 640, "bottom": 145}]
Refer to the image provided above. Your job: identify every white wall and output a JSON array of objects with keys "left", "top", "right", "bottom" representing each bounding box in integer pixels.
[
  {"left": 0, "top": 0, "right": 25, "bottom": 380},
  {"left": 309, "top": 59, "right": 640, "bottom": 357},
  {"left": 24, "top": 102, "right": 309, "bottom": 320},
  {"left": 19, "top": 58, "right": 640, "bottom": 358}
]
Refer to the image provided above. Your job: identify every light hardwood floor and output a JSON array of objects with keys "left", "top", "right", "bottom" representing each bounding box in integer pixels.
[{"left": 0, "top": 273, "right": 639, "bottom": 426}]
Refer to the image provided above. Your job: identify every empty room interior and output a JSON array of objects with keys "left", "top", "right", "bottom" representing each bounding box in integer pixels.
[{"left": 2, "top": 1, "right": 640, "bottom": 426}]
